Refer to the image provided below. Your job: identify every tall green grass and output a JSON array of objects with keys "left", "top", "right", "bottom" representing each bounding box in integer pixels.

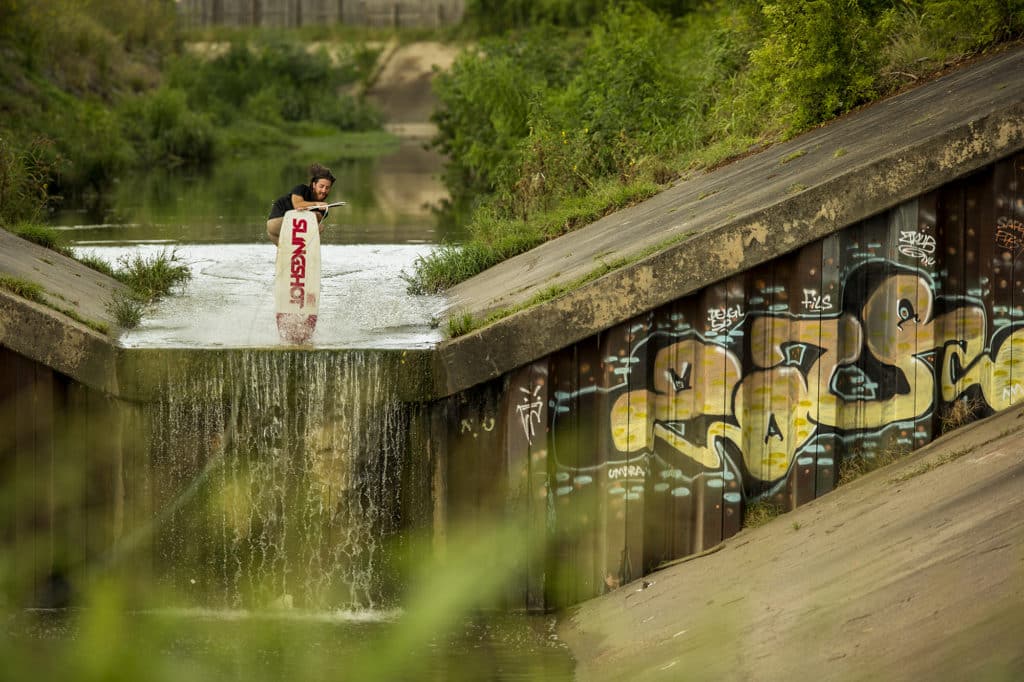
[
  {"left": 419, "top": 0, "right": 1024, "bottom": 292},
  {"left": 0, "top": 136, "right": 59, "bottom": 224},
  {"left": 112, "top": 250, "right": 191, "bottom": 302},
  {"left": 406, "top": 177, "right": 658, "bottom": 293}
]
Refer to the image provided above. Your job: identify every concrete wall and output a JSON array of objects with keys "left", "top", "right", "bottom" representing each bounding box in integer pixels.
[
  {"left": 0, "top": 346, "right": 150, "bottom": 607},
  {"left": 437, "top": 151, "right": 1024, "bottom": 610},
  {"left": 179, "top": 0, "right": 465, "bottom": 27}
]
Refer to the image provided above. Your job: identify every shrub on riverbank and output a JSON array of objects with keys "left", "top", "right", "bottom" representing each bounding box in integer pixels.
[
  {"left": 414, "top": 0, "right": 1024, "bottom": 293},
  {"left": 166, "top": 38, "right": 382, "bottom": 133},
  {"left": 0, "top": 2, "right": 386, "bottom": 209}
]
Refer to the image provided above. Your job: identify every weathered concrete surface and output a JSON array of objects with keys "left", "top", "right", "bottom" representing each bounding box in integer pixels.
[
  {"left": 0, "top": 230, "right": 125, "bottom": 394},
  {"left": 558, "top": 405, "right": 1024, "bottom": 681},
  {"left": 435, "top": 46, "right": 1024, "bottom": 398}
]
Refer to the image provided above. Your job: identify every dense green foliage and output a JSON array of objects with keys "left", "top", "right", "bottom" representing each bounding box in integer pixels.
[
  {"left": 165, "top": 39, "right": 382, "bottom": 138},
  {"left": 410, "top": 0, "right": 1024, "bottom": 294},
  {"left": 0, "top": 1, "right": 383, "bottom": 214},
  {"left": 462, "top": 0, "right": 703, "bottom": 33}
]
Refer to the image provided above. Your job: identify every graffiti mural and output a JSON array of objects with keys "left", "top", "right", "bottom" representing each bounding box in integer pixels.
[{"left": 443, "top": 152, "right": 1023, "bottom": 610}]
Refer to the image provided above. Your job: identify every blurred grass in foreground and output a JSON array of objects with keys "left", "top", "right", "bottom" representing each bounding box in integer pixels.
[{"left": 0, "top": 520, "right": 573, "bottom": 682}]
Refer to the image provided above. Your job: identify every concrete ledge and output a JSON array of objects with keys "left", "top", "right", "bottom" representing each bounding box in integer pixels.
[
  {"left": 0, "top": 291, "right": 120, "bottom": 396},
  {"left": 434, "top": 47, "right": 1024, "bottom": 398},
  {"left": 116, "top": 347, "right": 437, "bottom": 404}
]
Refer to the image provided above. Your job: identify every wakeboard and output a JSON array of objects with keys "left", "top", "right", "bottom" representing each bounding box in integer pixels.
[{"left": 274, "top": 209, "right": 320, "bottom": 343}]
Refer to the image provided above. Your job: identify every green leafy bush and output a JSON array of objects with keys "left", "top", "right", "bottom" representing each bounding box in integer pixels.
[
  {"left": 119, "top": 87, "right": 217, "bottom": 166},
  {"left": 743, "top": 0, "right": 881, "bottom": 133},
  {"left": 917, "top": 0, "right": 1024, "bottom": 52},
  {"left": 432, "top": 26, "right": 582, "bottom": 207},
  {"left": 52, "top": 101, "right": 138, "bottom": 197},
  {"left": 166, "top": 39, "right": 382, "bottom": 131},
  {"left": 501, "top": 4, "right": 691, "bottom": 214},
  {"left": 462, "top": 0, "right": 704, "bottom": 33}
]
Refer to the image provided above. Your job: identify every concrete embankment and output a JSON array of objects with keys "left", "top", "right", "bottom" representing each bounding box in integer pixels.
[
  {"left": 557, "top": 404, "right": 1024, "bottom": 680},
  {"left": 0, "top": 229, "right": 124, "bottom": 394}
]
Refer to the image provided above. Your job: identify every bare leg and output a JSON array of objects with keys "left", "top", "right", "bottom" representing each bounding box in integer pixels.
[{"left": 266, "top": 218, "right": 283, "bottom": 244}]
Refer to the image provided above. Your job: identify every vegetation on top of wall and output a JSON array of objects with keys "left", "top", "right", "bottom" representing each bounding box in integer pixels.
[
  {"left": 0, "top": 221, "right": 190, "bottom": 330},
  {"left": 0, "top": 274, "right": 46, "bottom": 304},
  {"left": 412, "top": 0, "right": 1024, "bottom": 294},
  {"left": 0, "top": 273, "right": 110, "bottom": 334},
  {"left": 110, "top": 250, "right": 192, "bottom": 303},
  {"left": 6, "top": 223, "right": 74, "bottom": 258},
  {"left": 0, "top": 1, "right": 387, "bottom": 211},
  {"left": 90, "top": 249, "right": 192, "bottom": 329}
]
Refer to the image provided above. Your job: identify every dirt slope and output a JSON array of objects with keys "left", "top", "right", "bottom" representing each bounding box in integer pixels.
[{"left": 558, "top": 406, "right": 1024, "bottom": 680}]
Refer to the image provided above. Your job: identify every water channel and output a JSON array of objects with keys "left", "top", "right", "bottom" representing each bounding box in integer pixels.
[
  {"left": 56, "top": 139, "right": 450, "bottom": 349},
  {"left": 43, "top": 140, "right": 574, "bottom": 678}
]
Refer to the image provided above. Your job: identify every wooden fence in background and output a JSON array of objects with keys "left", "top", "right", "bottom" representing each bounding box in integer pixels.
[{"left": 178, "top": 0, "right": 465, "bottom": 28}]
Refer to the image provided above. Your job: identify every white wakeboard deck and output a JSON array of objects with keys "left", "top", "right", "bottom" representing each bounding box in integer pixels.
[{"left": 274, "top": 209, "right": 321, "bottom": 343}]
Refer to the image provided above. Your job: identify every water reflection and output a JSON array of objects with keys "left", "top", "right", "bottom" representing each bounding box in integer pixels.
[
  {"left": 12, "top": 608, "right": 574, "bottom": 680},
  {"left": 53, "top": 139, "right": 454, "bottom": 246}
]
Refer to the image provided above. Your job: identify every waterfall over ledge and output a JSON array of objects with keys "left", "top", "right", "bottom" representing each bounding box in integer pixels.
[{"left": 136, "top": 348, "right": 433, "bottom": 610}]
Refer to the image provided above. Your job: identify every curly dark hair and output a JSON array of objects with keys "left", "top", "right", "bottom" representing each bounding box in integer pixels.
[{"left": 309, "top": 163, "right": 336, "bottom": 185}]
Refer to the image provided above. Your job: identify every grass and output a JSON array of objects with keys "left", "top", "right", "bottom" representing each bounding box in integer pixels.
[
  {"left": 440, "top": 230, "right": 695, "bottom": 338},
  {"left": 742, "top": 500, "right": 784, "bottom": 529},
  {"left": 3, "top": 224, "right": 119, "bottom": 279},
  {"left": 0, "top": 274, "right": 109, "bottom": 334},
  {"left": 59, "top": 306, "right": 109, "bottom": 334},
  {"left": 106, "top": 290, "right": 144, "bottom": 329},
  {"left": 9, "top": 224, "right": 73, "bottom": 257},
  {"left": 0, "top": 275, "right": 46, "bottom": 303},
  {"left": 939, "top": 396, "right": 983, "bottom": 433},
  {"left": 405, "top": 178, "right": 660, "bottom": 295},
  {"left": 445, "top": 312, "right": 476, "bottom": 338},
  {"left": 112, "top": 249, "right": 191, "bottom": 302},
  {"left": 888, "top": 447, "right": 972, "bottom": 484},
  {"left": 100, "top": 249, "right": 191, "bottom": 329},
  {"left": 779, "top": 149, "right": 807, "bottom": 164},
  {"left": 3, "top": 228, "right": 190, "bottom": 330},
  {"left": 75, "top": 253, "right": 117, "bottom": 278},
  {"left": 837, "top": 445, "right": 910, "bottom": 486}
]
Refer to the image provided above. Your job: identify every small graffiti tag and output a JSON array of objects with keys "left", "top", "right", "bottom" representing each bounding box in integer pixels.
[
  {"left": 516, "top": 385, "right": 544, "bottom": 443},
  {"left": 802, "top": 288, "right": 833, "bottom": 311},
  {"left": 707, "top": 304, "right": 743, "bottom": 334},
  {"left": 461, "top": 417, "right": 496, "bottom": 436},
  {"left": 1001, "top": 383, "right": 1024, "bottom": 404},
  {"left": 607, "top": 463, "right": 647, "bottom": 480},
  {"left": 897, "top": 231, "right": 936, "bottom": 266},
  {"left": 995, "top": 218, "right": 1024, "bottom": 255}
]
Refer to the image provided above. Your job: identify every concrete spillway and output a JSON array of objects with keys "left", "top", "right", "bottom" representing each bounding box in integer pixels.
[
  {"left": 2, "top": 47, "right": 1024, "bottom": 620},
  {"left": 145, "top": 349, "right": 431, "bottom": 610}
]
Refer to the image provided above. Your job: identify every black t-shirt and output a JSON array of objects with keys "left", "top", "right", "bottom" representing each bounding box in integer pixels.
[{"left": 268, "top": 184, "right": 313, "bottom": 219}]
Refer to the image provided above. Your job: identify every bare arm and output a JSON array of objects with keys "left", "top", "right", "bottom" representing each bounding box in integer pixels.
[{"left": 290, "top": 193, "right": 327, "bottom": 211}]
